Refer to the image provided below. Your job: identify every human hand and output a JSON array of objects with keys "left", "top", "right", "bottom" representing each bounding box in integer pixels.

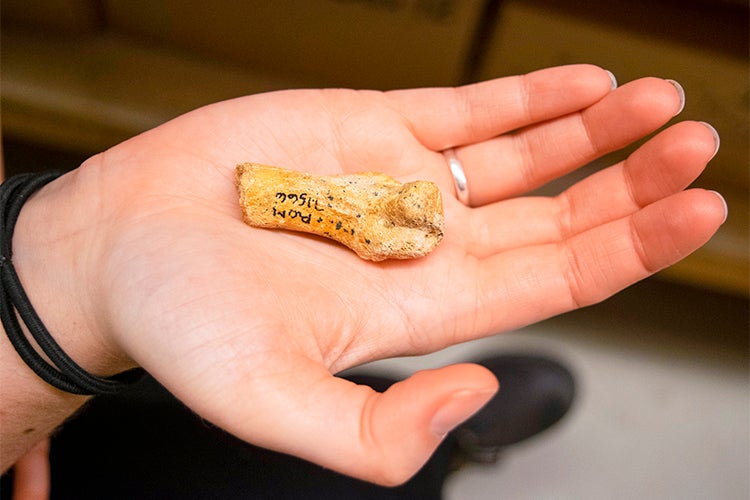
[{"left": 12, "top": 65, "right": 725, "bottom": 484}]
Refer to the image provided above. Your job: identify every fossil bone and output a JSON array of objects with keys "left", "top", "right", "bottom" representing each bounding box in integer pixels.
[{"left": 235, "top": 163, "right": 444, "bottom": 261}]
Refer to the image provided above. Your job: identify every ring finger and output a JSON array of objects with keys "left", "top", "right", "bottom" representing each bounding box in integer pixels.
[{"left": 461, "top": 120, "right": 719, "bottom": 258}]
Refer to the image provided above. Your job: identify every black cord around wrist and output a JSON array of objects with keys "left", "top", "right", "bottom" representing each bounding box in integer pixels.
[{"left": 1, "top": 172, "right": 141, "bottom": 395}]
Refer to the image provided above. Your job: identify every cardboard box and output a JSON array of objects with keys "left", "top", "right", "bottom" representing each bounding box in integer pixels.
[
  {"left": 104, "top": 0, "right": 486, "bottom": 90},
  {"left": 478, "top": 0, "right": 747, "bottom": 187}
]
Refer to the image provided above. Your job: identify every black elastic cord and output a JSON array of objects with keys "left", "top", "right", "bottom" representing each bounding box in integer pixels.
[{"left": 1, "top": 172, "right": 140, "bottom": 395}]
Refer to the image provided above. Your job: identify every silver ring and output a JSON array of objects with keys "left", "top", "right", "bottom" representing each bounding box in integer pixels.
[{"left": 443, "top": 148, "right": 469, "bottom": 205}]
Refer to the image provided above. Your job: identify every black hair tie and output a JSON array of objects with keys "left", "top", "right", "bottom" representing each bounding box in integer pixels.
[{"left": 1, "top": 172, "right": 141, "bottom": 395}]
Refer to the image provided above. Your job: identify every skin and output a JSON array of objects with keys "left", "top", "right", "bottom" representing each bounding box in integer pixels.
[{"left": 1, "top": 65, "right": 726, "bottom": 487}]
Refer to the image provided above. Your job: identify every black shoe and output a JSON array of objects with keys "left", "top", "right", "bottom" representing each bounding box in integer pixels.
[{"left": 453, "top": 353, "right": 576, "bottom": 465}]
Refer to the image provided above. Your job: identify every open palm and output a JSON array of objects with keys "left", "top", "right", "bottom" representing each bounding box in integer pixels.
[{"left": 61, "top": 65, "right": 723, "bottom": 484}]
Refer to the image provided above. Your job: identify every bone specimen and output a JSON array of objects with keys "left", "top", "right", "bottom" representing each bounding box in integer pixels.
[{"left": 236, "top": 163, "right": 444, "bottom": 261}]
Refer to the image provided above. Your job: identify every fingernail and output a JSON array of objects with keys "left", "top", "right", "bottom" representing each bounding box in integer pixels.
[
  {"left": 430, "top": 389, "right": 496, "bottom": 438},
  {"left": 699, "top": 121, "right": 721, "bottom": 160},
  {"left": 666, "top": 79, "right": 685, "bottom": 115},
  {"left": 708, "top": 190, "right": 728, "bottom": 225},
  {"left": 606, "top": 70, "right": 618, "bottom": 90}
]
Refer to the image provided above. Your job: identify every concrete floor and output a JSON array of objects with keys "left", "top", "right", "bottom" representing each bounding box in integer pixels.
[{"left": 361, "top": 278, "right": 749, "bottom": 499}]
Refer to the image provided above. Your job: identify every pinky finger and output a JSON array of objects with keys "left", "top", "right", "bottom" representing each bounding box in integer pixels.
[
  {"left": 471, "top": 189, "right": 726, "bottom": 340},
  {"left": 563, "top": 188, "right": 727, "bottom": 307}
]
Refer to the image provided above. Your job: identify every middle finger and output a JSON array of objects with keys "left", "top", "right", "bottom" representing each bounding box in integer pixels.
[{"left": 453, "top": 77, "right": 684, "bottom": 206}]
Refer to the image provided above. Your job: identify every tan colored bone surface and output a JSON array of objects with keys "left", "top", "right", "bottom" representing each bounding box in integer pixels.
[{"left": 236, "top": 163, "right": 444, "bottom": 261}]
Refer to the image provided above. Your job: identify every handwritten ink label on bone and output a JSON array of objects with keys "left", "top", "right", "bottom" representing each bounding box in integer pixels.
[{"left": 272, "top": 192, "right": 325, "bottom": 224}]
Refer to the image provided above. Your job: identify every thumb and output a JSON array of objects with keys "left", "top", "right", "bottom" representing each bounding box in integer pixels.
[
  {"left": 350, "top": 362, "right": 499, "bottom": 485},
  {"left": 229, "top": 361, "right": 498, "bottom": 486}
]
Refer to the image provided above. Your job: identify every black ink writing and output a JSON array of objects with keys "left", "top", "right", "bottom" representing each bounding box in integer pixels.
[
  {"left": 275, "top": 192, "right": 323, "bottom": 211},
  {"left": 272, "top": 206, "right": 312, "bottom": 224},
  {"left": 272, "top": 191, "right": 327, "bottom": 225}
]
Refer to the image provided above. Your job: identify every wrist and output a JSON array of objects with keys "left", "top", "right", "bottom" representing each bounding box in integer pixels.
[{"left": 9, "top": 167, "right": 137, "bottom": 378}]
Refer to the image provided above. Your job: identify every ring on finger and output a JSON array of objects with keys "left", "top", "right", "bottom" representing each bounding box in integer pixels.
[{"left": 443, "top": 148, "right": 470, "bottom": 206}]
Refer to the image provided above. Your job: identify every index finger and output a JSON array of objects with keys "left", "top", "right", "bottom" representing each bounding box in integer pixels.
[{"left": 386, "top": 64, "right": 616, "bottom": 151}]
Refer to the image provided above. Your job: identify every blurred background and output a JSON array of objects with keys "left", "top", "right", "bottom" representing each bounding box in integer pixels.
[{"left": 2, "top": 0, "right": 748, "bottom": 498}]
